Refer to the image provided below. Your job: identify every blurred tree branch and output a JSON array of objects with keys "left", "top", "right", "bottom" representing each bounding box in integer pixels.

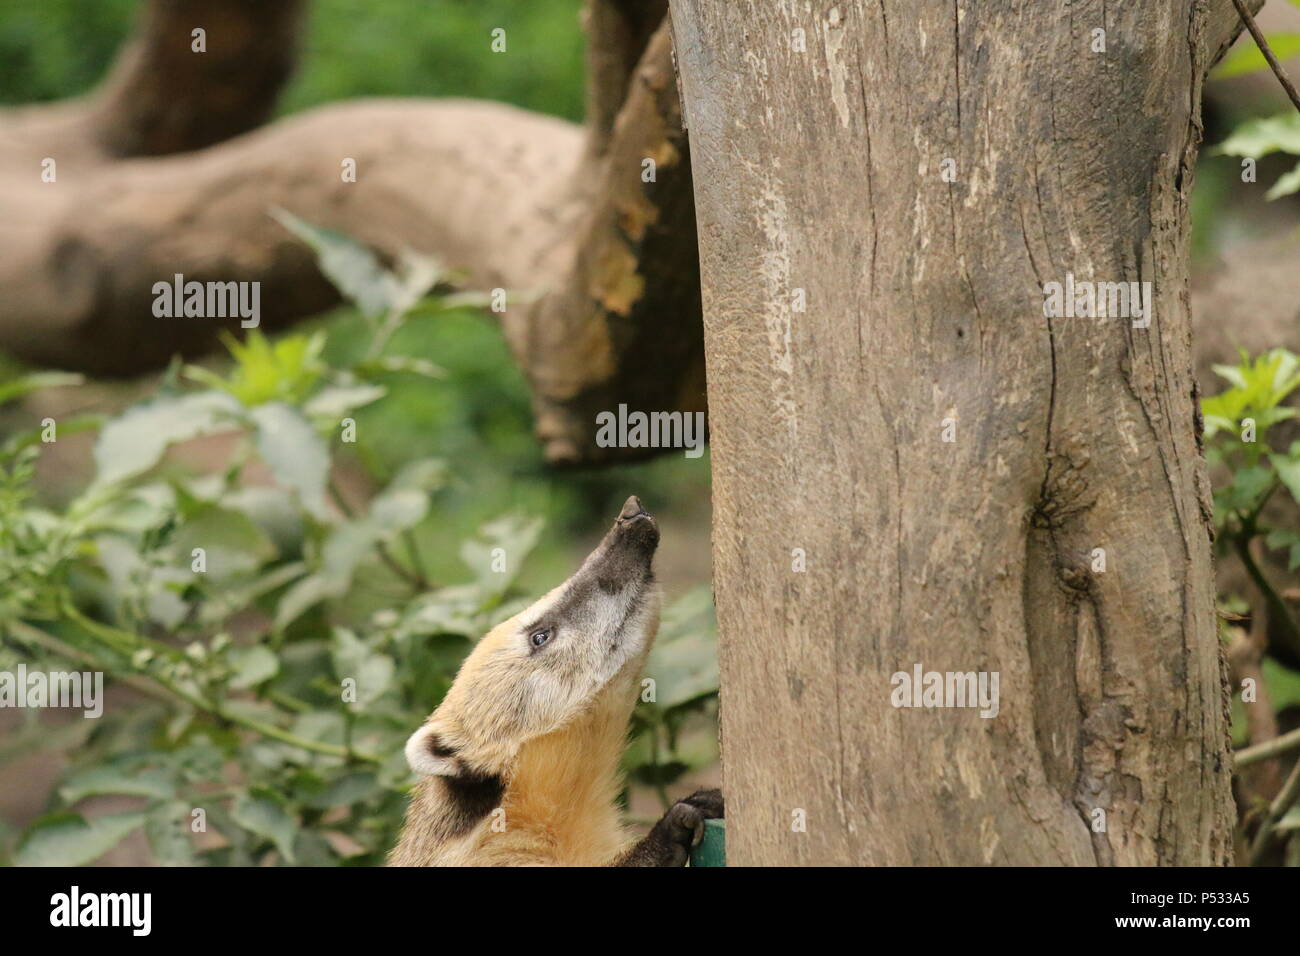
[{"left": 0, "top": 0, "right": 700, "bottom": 464}]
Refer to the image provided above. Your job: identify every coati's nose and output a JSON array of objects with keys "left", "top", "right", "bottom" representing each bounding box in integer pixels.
[
  {"left": 618, "top": 495, "right": 650, "bottom": 521},
  {"left": 602, "top": 494, "right": 658, "bottom": 559}
]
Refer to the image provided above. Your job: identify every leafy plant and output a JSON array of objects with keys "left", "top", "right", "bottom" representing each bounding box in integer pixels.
[
  {"left": 1204, "top": 348, "right": 1300, "bottom": 720},
  {"left": 0, "top": 218, "right": 718, "bottom": 866},
  {"left": 1211, "top": 6, "right": 1300, "bottom": 202},
  {"left": 1204, "top": 348, "right": 1300, "bottom": 540}
]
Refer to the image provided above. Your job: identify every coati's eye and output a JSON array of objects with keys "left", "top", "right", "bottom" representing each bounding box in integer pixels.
[{"left": 529, "top": 627, "right": 553, "bottom": 648}]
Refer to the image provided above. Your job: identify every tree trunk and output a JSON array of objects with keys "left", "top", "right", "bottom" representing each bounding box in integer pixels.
[{"left": 671, "top": 0, "right": 1247, "bottom": 865}]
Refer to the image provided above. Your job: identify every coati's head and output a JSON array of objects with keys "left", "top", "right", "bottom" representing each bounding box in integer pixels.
[{"left": 405, "top": 495, "right": 661, "bottom": 778}]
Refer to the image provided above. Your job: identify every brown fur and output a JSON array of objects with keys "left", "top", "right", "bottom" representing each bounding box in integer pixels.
[{"left": 390, "top": 498, "right": 661, "bottom": 866}]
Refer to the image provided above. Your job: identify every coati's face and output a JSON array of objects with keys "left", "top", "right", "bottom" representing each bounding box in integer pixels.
[{"left": 405, "top": 495, "right": 661, "bottom": 775}]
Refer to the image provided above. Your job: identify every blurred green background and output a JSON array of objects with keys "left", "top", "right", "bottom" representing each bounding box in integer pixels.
[{"left": 0, "top": 0, "right": 588, "bottom": 120}]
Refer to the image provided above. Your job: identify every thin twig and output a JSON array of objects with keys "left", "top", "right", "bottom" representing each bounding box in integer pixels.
[
  {"left": 1234, "top": 533, "right": 1300, "bottom": 661},
  {"left": 1236, "top": 724, "right": 1300, "bottom": 768},
  {"left": 12, "top": 615, "right": 379, "bottom": 764},
  {"left": 1226, "top": 621, "right": 1283, "bottom": 799},
  {"left": 7, "top": 619, "right": 175, "bottom": 706},
  {"left": 1233, "top": 0, "right": 1300, "bottom": 113},
  {"left": 1248, "top": 753, "right": 1300, "bottom": 864}
]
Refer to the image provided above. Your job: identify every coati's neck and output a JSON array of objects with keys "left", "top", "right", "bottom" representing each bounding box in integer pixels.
[
  {"left": 390, "top": 663, "right": 643, "bottom": 866},
  {"left": 496, "top": 670, "right": 639, "bottom": 864}
]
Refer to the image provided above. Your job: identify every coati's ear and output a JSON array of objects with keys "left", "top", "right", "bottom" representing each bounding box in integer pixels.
[{"left": 404, "top": 722, "right": 461, "bottom": 776}]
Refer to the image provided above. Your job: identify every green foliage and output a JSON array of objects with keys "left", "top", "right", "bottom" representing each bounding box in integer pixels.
[
  {"left": 625, "top": 588, "right": 720, "bottom": 802},
  {"left": 1205, "top": 348, "right": 1300, "bottom": 745},
  {"left": 1213, "top": 33, "right": 1300, "bottom": 81},
  {"left": 0, "top": 220, "right": 717, "bottom": 866},
  {"left": 1214, "top": 112, "right": 1300, "bottom": 200},
  {"left": 0, "top": 0, "right": 587, "bottom": 121},
  {"left": 0, "top": 0, "right": 136, "bottom": 103},
  {"left": 283, "top": 0, "right": 586, "bottom": 121},
  {"left": 1203, "top": 348, "right": 1300, "bottom": 534},
  {"left": 1210, "top": 15, "right": 1300, "bottom": 203},
  {"left": 186, "top": 330, "right": 327, "bottom": 407}
]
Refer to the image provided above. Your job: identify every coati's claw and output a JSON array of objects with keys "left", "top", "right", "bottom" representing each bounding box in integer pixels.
[{"left": 680, "top": 788, "right": 724, "bottom": 820}]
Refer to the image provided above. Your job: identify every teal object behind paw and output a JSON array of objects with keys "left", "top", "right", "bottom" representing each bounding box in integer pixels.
[{"left": 690, "top": 818, "right": 726, "bottom": 867}]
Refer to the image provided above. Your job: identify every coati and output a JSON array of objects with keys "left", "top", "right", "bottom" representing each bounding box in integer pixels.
[{"left": 390, "top": 495, "right": 723, "bottom": 866}]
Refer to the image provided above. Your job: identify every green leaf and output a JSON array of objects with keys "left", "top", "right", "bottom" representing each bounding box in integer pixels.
[
  {"left": 0, "top": 371, "right": 84, "bottom": 405},
  {"left": 250, "top": 403, "right": 330, "bottom": 518},
  {"left": 144, "top": 800, "right": 197, "bottom": 866},
  {"left": 302, "top": 383, "right": 387, "bottom": 419},
  {"left": 1214, "top": 112, "right": 1300, "bottom": 158},
  {"left": 191, "top": 330, "right": 326, "bottom": 406},
  {"left": 230, "top": 788, "right": 298, "bottom": 863},
  {"left": 303, "top": 771, "right": 381, "bottom": 809},
  {"left": 1213, "top": 33, "right": 1300, "bottom": 79},
  {"left": 324, "top": 517, "right": 382, "bottom": 571},
  {"left": 398, "top": 585, "right": 495, "bottom": 638},
  {"left": 95, "top": 534, "right": 191, "bottom": 629},
  {"left": 644, "top": 587, "right": 719, "bottom": 710},
  {"left": 59, "top": 765, "right": 175, "bottom": 805},
  {"left": 1265, "top": 528, "right": 1300, "bottom": 571},
  {"left": 357, "top": 355, "right": 446, "bottom": 379},
  {"left": 331, "top": 627, "right": 395, "bottom": 707},
  {"left": 218, "top": 486, "right": 305, "bottom": 554},
  {"left": 1272, "top": 449, "right": 1300, "bottom": 507},
  {"left": 1263, "top": 658, "right": 1300, "bottom": 714},
  {"left": 93, "top": 392, "right": 242, "bottom": 487},
  {"left": 1267, "top": 159, "right": 1300, "bottom": 200},
  {"left": 227, "top": 645, "right": 280, "bottom": 689},
  {"left": 292, "top": 830, "right": 341, "bottom": 867},
  {"left": 382, "top": 249, "right": 443, "bottom": 318},
  {"left": 273, "top": 462, "right": 446, "bottom": 628},
  {"left": 382, "top": 457, "right": 448, "bottom": 496},
  {"left": 1202, "top": 349, "right": 1300, "bottom": 446},
  {"left": 370, "top": 489, "right": 428, "bottom": 533},
  {"left": 369, "top": 458, "right": 446, "bottom": 534},
  {"left": 270, "top": 209, "right": 394, "bottom": 319},
  {"left": 173, "top": 504, "right": 277, "bottom": 580},
  {"left": 274, "top": 572, "right": 336, "bottom": 631},
  {"left": 15, "top": 811, "right": 145, "bottom": 866},
  {"left": 460, "top": 512, "right": 544, "bottom": 597}
]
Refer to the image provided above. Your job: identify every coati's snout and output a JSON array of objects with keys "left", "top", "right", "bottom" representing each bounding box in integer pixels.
[
  {"left": 516, "top": 494, "right": 659, "bottom": 663},
  {"left": 587, "top": 494, "right": 659, "bottom": 586},
  {"left": 405, "top": 495, "right": 662, "bottom": 777}
]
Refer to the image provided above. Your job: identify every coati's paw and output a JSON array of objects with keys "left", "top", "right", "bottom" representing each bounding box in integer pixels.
[
  {"left": 653, "top": 789, "right": 725, "bottom": 866},
  {"left": 657, "top": 803, "right": 707, "bottom": 866},
  {"left": 614, "top": 789, "right": 725, "bottom": 866}
]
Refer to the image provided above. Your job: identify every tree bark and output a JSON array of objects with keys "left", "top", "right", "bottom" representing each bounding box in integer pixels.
[
  {"left": 671, "top": 0, "right": 1249, "bottom": 865},
  {"left": 2, "top": 0, "right": 306, "bottom": 164},
  {"left": 90, "top": 0, "right": 308, "bottom": 157},
  {"left": 506, "top": 16, "right": 704, "bottom": 464}
]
